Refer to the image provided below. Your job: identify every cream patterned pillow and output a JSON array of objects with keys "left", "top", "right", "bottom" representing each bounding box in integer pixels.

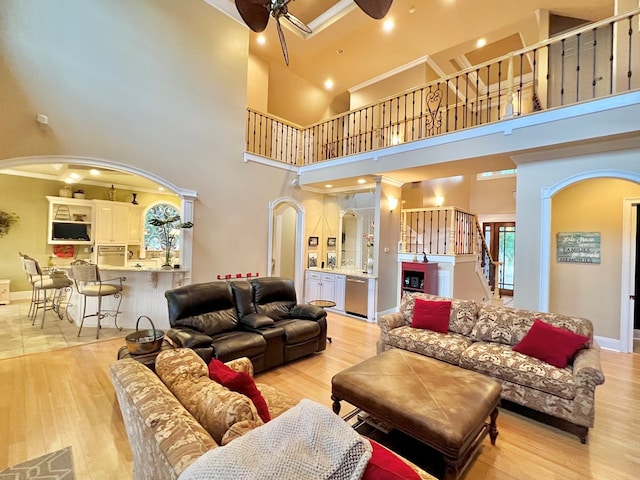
[
  {"left": 156, "top": 349, "right": 263, "bottom": 444},
  {"left": 401, "top": 292, "right": 478, "bottom": 335}
]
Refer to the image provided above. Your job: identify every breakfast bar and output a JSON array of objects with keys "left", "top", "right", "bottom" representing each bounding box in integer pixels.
[{"left": 65, "top": 266, "right": 188, "bottom": 331}]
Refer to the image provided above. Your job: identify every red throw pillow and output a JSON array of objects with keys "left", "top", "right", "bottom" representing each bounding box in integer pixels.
[
  {"left": 208, "top": 359, "right": 271, "bottom": 422},
  {"left": 410, "top": 299, "right": 451, "bottom": 333},
  {"left": 362, "top": 439, "right": 421, "bottom": 480},
  {"left": 512, "top": 319, "right": 589, "bottom": 368}
]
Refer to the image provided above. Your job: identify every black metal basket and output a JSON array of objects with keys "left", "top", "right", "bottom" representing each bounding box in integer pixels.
[{"left": 125, "top": 316, "right": 164, "bottom": 355}]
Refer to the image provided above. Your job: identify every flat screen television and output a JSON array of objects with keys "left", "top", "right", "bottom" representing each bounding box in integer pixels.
[{"left": 52, "top": 223, "right": 90, "bottom": 241}]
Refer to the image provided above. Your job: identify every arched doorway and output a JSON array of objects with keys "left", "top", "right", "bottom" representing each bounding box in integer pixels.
[
  {"left": 268, "top": 197, "right": 305, "bottom": 297},
  {"left": 0, "top": 155, "right": 196, "bottom": 278},
  {"left": 541, "top": 170, "right": 640, "bottom": 353}
]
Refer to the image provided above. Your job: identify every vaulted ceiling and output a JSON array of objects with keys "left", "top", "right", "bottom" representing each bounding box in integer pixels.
[{"left": 214, "top": 0, "right": 614, "bottom": 98}]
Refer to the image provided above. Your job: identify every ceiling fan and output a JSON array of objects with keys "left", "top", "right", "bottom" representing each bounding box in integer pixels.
[{"left": 234, "top": 0, "right": 393, "bottom": 65}]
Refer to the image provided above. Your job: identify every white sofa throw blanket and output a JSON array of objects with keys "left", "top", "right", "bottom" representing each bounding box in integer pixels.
[{"left": 179, "top": 399, "right": 372, "bottom": 480}]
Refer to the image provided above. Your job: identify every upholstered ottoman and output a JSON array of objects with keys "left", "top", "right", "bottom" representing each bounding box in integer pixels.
[{"left": 331, "top": 349, "right": 501, "bottom": 480}]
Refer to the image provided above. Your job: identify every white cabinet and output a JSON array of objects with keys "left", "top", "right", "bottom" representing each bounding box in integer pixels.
[
  {"left": 94, "top": 201, "right": 130, "bottom": 244},
  {"left": 46, "top": 196, "right": 94, "bottom": 245},
  {"left": 304, "top": 270, "right": 346, "bottom": 311},
  {"left": 304, "top": 271, "right": 322, "bottom": 303},
  {"left": 334, "top": 274, "right": 346, "bottom": 311},
  {"left": 128, "top": 205, "right": 145, "bottom": 244}
]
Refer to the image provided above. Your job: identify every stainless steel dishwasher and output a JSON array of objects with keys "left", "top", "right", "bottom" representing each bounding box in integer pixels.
[{"left": 345, "top": 276, "right": 368, "bottom": 318}]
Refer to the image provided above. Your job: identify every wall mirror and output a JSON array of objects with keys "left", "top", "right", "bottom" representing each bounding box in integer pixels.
[{"left": 338, "top": 209, "right": 363, "bottom": 270}]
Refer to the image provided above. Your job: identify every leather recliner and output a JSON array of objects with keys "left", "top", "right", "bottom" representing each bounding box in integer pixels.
[{"left": 164, "top": 277, "right": 327, "bottom": 373}]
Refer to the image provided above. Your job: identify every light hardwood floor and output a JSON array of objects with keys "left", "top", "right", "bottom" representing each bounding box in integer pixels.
[{"left": 1, "top": 308, "right": 639, "bottom": 479}]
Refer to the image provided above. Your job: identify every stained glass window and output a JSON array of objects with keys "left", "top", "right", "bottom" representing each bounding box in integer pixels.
[{"left": 144, "top": 204, "right": 180, "bottom": 251}]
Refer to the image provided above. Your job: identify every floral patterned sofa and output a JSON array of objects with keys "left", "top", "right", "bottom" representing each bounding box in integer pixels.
[
  {"left": 109, "top": 348, "right": 436, "bottom": 480},
  {"left": 378, "top": 293, "right": 605, "bottom": 443}
]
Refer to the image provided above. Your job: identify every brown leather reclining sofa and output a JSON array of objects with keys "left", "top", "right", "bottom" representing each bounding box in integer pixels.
[{"left": 165, "top": 277, "right": 327, "bottom": 373}]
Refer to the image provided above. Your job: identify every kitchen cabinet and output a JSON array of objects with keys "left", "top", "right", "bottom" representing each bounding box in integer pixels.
[
  {"left": 128, "top": 205, "right": 145, "bottom": 244},
  {"left": 46, "top": 196, "right": 94, "bottom": 245},
  {"left": 94, "top": 200, "right": 130, "bottom": 244}
]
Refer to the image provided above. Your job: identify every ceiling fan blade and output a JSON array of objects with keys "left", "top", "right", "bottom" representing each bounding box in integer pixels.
[
  {"left": 234, "top": 0, "right": 270, "bottom": 32},
  {"left": 283, "top": 12, "right": 312, "bottom": 34},
  {"left": 354, "top": 0, "right": 393, "bottom": 20},
  {"left": 275, "top": 17, "right": 289, "bottom": 66}
]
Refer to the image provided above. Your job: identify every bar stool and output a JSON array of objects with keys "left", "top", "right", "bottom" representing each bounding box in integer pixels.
[
  {"left": 69, "top": 260, "right": 126, "bottom": 339},
  {"left": 22, "top": 257, "right": 73, "bottom": 328}
]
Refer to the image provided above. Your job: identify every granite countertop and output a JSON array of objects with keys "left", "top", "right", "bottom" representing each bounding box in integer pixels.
[
  {"left": 306, "top": 267, "right": 376, "bottom": 279},
  {"left": 99, "top": 266, "right": 189, "bottom": 272}
]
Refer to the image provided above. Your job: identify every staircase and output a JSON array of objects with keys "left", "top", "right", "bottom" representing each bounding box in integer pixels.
[{"left": 400, "top": 206, "right": 500, "bottom": 303}]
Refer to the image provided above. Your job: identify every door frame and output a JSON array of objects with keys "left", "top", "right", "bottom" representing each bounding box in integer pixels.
[
  {"left": 268, "top": 197, "right": 305, "bottom": 298},
  {"left": 621, "top": 197, "right": 640, "bottom": 353}
]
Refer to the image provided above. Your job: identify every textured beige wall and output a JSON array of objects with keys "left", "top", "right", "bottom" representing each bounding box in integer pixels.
[
  {"left": 247, "top": 54, "right": 269, "bottom": 113},
  {"left": 266, "top": 63, "right": 335, "bottom": 126},
  {"left": 0, "top": 0, "right": 314, "bottom": 286},
  {"left": 550, "top": 178, "right": 640, "bottom": 339},
  {"left": 515, "top": 148, "right": 640, "bottom": 342},
  {"left": 470, "top": 175, "right": 516, "bottom": 215}
]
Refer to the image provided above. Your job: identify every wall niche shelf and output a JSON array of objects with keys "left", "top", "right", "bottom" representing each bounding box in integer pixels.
[{"left": 401, "top": 261, "right": 438, "bottom": 299}]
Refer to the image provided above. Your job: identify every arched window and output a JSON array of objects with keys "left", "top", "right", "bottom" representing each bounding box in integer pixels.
[{"left": 144, "top": 203, "right": 180, "bottom": 251}]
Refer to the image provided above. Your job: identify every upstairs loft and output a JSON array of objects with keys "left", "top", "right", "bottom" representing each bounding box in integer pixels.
[{"left": 243, "top": 8, "right": 640, "bottom": 187}]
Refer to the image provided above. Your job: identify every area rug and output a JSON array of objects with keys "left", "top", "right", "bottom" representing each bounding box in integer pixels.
[
  {"left": 0, "top": 447, "right": 74, "bottom": 480},
  {"left": 354, "top": 419, "right": 444, "bottom": 479}
]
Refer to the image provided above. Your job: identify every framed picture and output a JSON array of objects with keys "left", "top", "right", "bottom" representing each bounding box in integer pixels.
[
  {"left": 308, "top": 236, "right": 319, "bottom": 247},
  {"left": 327, "top": 251, "right": 337, "bottom": 268},
  {"left": 308, "top": 252, "right": 318, "bottom": 268},
  {"left": 327, "top": 237, "right": 336, "bottom": 247}
]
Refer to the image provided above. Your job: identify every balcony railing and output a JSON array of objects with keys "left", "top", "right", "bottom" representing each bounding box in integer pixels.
[
  {"left": 245, "top": 8, "right": 640, "bottom": 166},
  {"left": 401, "top": 207, "right": 476, "bottom": 255}
]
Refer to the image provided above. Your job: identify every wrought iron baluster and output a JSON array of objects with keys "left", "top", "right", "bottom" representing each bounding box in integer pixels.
[
  {"left": 443, "top": 209, "right": 448, "bottom": 254},
  {"left": 475, "top": 69, "right": 480, "bottom": 125},
  {"left": 454, "top": 75, "right": 459, "bottom": 131},
  {"left": 576, "top": 33, "right": 581, "bottom": 102},
  {"left": 626, "top": 15, "right": 633, "bottom": 91},
  {"left": 560, "top": 38, "right": 566, "bottom": 105},
  {"left": 497, "top": 60, "right": 502, "bottom": 120},
  {"left": 414, "top": 213, "right": 419, "bottom": 253},
  {"left": 518, "top": 54, "right": 524, "bottom": 115},
  {"left": 609, "top": 22, "right": 614, "bottom": 95},
  {"left": 486, "top": 65, "right": 491, "bottom": 122},
  {"left": 592, "top": 28, "right": 598, "bottom": 98},
  {"left": 445, "top": 79, "right": 450, "bottom": 133}
]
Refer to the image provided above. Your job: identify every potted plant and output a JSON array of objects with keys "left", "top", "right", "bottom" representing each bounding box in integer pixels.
[
  {"left": 0, "top": 210, "right": 19, "bottom": 238},
  {"left": 148, "top": 214, "right": 193, "bottom": 269}
]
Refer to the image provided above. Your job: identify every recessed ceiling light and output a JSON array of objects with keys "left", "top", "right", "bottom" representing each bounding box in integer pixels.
[
  {"left": 257, "top": 35, "right": 266, "bottom": 45},
  {"left": 69, "top": 172, "right": 81, "bottom": 180},
  {"left": 357, "top": 179, "right": 366, "bottom": 184},
  {"left": 383, "top": 19, "right": 394, "bottom": 32},
  {"left": 337, "top": 49, "right": 344, "bottom": 54},
  {"left": 325, "top": 184, "right": 332, "bottom": 189},
  {"left": 476, "top": 38, "right": 487, "bottom": 48},
  {"left": 89, "top": 169, "right": 100, "bottom": 176},
  {"left": 158, "top": 187, "right": 165, "bottom": 191},
  {"left": 324, "top": 79, "right": 334, "bottom": 90}
]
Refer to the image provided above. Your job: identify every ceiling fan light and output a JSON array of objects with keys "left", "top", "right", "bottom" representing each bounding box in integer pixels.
[
  {"left": 383, "top": 19, "right": 394, "bottom": 32},
  {"left": 257, "top": 35, "right": 266, "bottom": 45}
]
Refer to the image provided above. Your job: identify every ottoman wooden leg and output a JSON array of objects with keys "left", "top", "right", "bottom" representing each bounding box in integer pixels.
[
  {"left": 331, "top": 395, "right": 342, "bottom": 415},
  {"left": 489, "top": 406, "right": 499, "bottom": 445}
]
